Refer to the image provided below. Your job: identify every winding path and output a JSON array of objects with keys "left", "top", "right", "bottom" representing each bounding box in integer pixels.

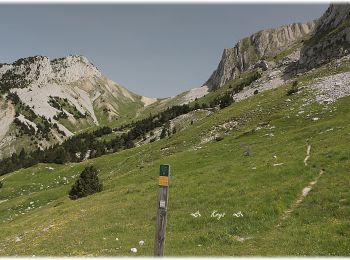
[{"left": 277, "top": 169, "right": 324, "bottom": 227}]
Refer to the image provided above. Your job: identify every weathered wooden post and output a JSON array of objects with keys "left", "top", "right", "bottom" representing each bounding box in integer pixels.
[{"left": 154, "top": 164, "right": 170, "bottom": 256}]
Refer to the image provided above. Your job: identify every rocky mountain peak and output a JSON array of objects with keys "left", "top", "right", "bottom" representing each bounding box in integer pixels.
[
  {"left": 50, "top": 54, "right": 101, "bottom": 84},
  {"left": 0, "top": 54, "right": 102, "bottom": 90},
  {"left": 204, "top": 21, "right": 315, "bottom": 90},
  {"left": 0, "top": 53, "right": 148, "bottom": 158},
  {"left": 51, "top": 54, "right": 97, "bottom": 70},
  {"left": 315, "top": 3, "right": 350, "bottom": 33},
  {"left": 298, "top": 3, "right": 350, "bottom": 71}
]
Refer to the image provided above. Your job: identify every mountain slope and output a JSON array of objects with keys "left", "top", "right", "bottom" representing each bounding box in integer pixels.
[
  {"left": 0, "top": 55, "right": 156, "bottom": 158},
  {"left": 0, "top": 3, "right": 350, "bottom": 256},
  {"left": 0, "top": 56, "right": 349, "bottom": 255}
]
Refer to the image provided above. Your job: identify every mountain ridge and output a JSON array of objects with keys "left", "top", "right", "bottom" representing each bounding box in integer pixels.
[
  {"left": 0, "top": 3, "right": 350, "bottom": 256},
  {"left": 298, "top": 3, "right": 350, "bottom": 70},
  {"left": 203, "top": 21, "right": 316, "bottom": 90},
  {"left": 204, "top": 4, "right": 350, "bottom": 90},
  {"left": 0, "top": 54, "right": 156, "bottom": 158}
]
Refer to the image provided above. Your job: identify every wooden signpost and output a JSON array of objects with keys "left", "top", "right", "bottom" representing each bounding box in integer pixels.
[{"left": 154, "top": 164, "right": 170, "bottom": 257}]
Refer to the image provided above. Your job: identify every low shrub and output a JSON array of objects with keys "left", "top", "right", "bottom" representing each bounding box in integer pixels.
[
  {"left": 287, "top": 80, "right": 299, "bottom": 96},
  {"left": 215, "top": 136, "right": 224, "bottom": 142}
]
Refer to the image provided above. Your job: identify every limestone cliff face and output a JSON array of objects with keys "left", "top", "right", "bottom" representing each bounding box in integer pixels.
[
  {"left": 315, "top": 3, "right": 350, "bottom": 32},
  {"left": 298, "top": 4, "right": 350, "bottom": 70},
  {"left": 0, "top": 55, "right": 153, "bottom": 158},
  {"left": 204, "top": 22, "right": 315, "bottom": 89},
  {"left": 0, "top": 55, "right": 151, "bottom": 128},
  {"left": 0, "top": 55, "right": 132, "bottom": 128},
  {"left": 0, "top": 55, "right": 101, "bottom": 91}
]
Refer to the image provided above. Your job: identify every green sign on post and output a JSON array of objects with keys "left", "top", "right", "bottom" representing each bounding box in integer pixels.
[
  {"left": 160, "top": 164, "right": 170, "bottom": 176},
  {"left": 155, "top": 164, "right": 171, "bottom": 256}
]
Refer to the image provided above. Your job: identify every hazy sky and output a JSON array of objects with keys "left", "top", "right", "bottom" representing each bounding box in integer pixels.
[{"left": 0, "top": 4, "right": 328, "bottom": 98}]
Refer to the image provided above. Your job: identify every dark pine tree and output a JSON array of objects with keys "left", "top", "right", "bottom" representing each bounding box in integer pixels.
[{"left": 69, "top": 166, "right": 103, "bottom": 200}]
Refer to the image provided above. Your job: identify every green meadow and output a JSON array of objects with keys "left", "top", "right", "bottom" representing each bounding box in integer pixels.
[{"left": 0, "top": 72, "right": 349, "bottom": 256}]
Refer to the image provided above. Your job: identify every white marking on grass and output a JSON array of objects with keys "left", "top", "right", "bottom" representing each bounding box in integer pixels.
[
  {"left": 42, "top": 224, "right": 54, "bottom": 232},
  {"left": 319, "top": 128, "right": 334, "bottom": 134},
  {"left": 231, "top": 235, "right": 253, "bottom": 242},
  {"left": 302, "top": 186, "right": 311, "bottom": 196},
  {"left": 273, "top": 163, "right": 284, "bottom": 166},
  {"left": 190, "top": 210, "right": 201, "bottom": 218},
  {"left": 304, "top": 144, "right": 311, "bottom": 166},
  {"left": 211, "top": 210, "right": 225, "bottom": 220},
  {"left": 232, "top": 211, "right": 243, "bottom": 218}
]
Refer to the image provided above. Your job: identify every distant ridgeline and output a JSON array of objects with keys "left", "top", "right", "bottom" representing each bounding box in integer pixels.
[{"left": 0, "top": 67, "right": 263, "bottom": 176}]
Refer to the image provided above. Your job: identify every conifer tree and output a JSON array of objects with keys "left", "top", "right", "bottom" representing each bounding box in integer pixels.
[{"left": 69, "top": 166, "right": 103, "bottom": 200}]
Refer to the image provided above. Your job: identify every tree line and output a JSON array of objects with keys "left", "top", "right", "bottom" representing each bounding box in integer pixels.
[
  {"left": 0, "top": 71, "right": 261, "bottom": 176},
  {"left": 0, "top": 103, "right": 201, "bottom": 176}
]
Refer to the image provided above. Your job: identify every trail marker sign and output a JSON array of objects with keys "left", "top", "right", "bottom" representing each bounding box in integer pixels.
[
  {"left": 154, "top": 164, "right": 171, "bottom": 256},
  {"left": 159, "top": 164, "right": 170, "bottom": 186}
]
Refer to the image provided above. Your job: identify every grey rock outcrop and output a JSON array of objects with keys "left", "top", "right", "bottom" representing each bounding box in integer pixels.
[
  {"left": 204, "top": 22, "right": 315, "bottom": 90},
  {"left": 298, "top": 4, "right": 350, "bottom": 70},
  {"left": 314, "top": 3, "right": 350, "bottom": 34},
  {"left": 0, "top": 55, "right": 151, "bottom": 158}
]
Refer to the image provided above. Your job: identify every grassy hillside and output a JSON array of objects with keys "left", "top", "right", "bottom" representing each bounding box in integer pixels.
[{"left": 0, "top": 68, "right": 349, "bottom": 256}]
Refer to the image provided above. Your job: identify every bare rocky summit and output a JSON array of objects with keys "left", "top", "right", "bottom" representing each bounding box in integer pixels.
[
  {"left": 298, "top": 3, "right": 350, "bottom": 70},
  {"left": 204, "top": 22, "right": 315, "bottom": 90},
  {"left": 204, "top": 4, "right": 350, "bottom": 91},
  {"left": 0, "top": 55, "right": 156, "bottom": 158}
]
